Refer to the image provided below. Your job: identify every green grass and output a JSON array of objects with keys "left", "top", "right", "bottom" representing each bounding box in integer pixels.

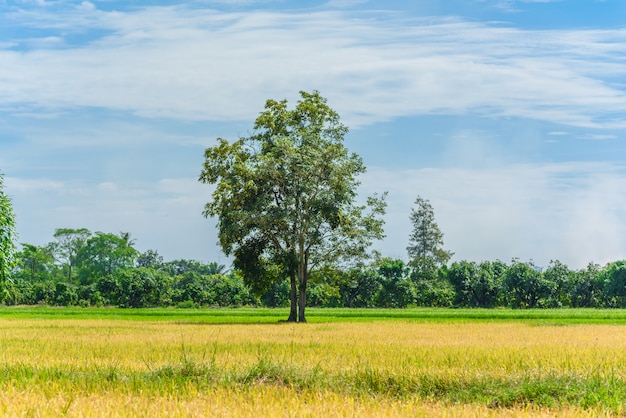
[{"left": 3, "top": 306, "right": 626, "bottom": 324}]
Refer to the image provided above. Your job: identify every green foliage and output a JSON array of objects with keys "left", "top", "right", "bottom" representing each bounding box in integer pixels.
[
  {"left": 161, "top": 259, "right": 222, "bottom": 276},
  {"left": 570, "top": 262, "right": 602, "bottom": 308},
  {"left": 448, "top": 261, "right": 501, "bottom": 308},
  {"left": 53, "top": 281, "right": 78, "bottom": 306},
  {"left": 136, "top": 249, "right": 164, "bottom": 269},
  {"left": 31, "top": 281, "right": 56, "bottom": 305},
  {"left": 375, "top": 258, "right": 415, "bottom": 308},
  {"left": 199, "top": 90, "right": 386, "bottom": 322},
  {"left": 12, "top": 222, "right": 626, "bottom": 311},
  {"left": 599, "top": 260, "right": 626, "bottom": 308},
  {"left": 337, "top": 268, "right": 381, "bottom": 308},
  {"left": 232, "top": 246, "right": 283, "bottom": 297},
  {"left": 503, "top": 260, "right": 556, "bottom": 308},
  {"left": 542, "top": 260, "right": 574, "bottom": 308},
  {"left": 167, "top": 271, "right": 254, "bottom": 307},
  {"left": 50, "top": 228, "right": 92, "bottom": 282},
  {"left": 260, "top": 279, "right": 290, "bottom": 308},
  {"left": 0, "top": 172, "right": 17, "bottom": 293},
  {"left": 208, "top": 273, "right": 254, "bottom": 306},
  {"left": 172, "top": 271, "right": 215, "bottom": 306},
  {"left": 15, "top": 244, "right": 56, "bottom": 282},
  {"left": 109, "top": 267, "right": 173, "bottom": 308},
  {"left": 76, "top": 232, "right": 138, "bottom": 284},
  {"left": 78, "top": 284, "right": 105, "bottom": 307},
  {"left": 412, "top": 274, "right": 455, "bottom": 307},
  {"left": 407, "top": 196, "right": 453, "bottom": 277},
  {"left": 308, "top": 282, "right": 342, "bottom": 307}
]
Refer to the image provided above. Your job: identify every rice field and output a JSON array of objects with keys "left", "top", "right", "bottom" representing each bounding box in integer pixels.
[{"left": 1, "top": 308, "right": 626, "bottom": 416}]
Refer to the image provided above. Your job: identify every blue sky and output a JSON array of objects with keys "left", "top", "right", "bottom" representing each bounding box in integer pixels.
[{"left": 1, "top": 0, "right": 626, "bottom": 269}]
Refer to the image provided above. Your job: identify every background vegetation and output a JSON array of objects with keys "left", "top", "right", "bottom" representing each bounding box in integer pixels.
[{"left": 6, "top": 226, "right": 626, "bottom": 310}]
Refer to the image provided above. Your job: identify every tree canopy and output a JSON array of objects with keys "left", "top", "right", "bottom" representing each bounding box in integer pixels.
[
  {"left": 0, "top": 172, "right": 17, "bottom": 297},
  {"left": 407, "top": 196, "right": 453, "bottom": 276},
  {"left": 199, "top": 90, "right": 386, "bottom": 322}
]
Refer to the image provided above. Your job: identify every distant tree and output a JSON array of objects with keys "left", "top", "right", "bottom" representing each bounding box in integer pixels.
[
  {"left": 136, "top": 249, "right": 164, "bottom": 269},
  {"left": 375, "top": 258, "right": 414, "bottom": 308},
  {"left": 206, "top": 261, "right": 227, "bottom": 275},
  {"left": 331, "top": 266, "right": 380, "bottom": 308},
  {"left": 543, "top": 260, "right": 573, "bottom": 307},
  {"left": 407, "top": 196, "right": 453, "bottom": 278},
  {"left": 16, "top": 243, "right": 55, "bottom": 282},
  {"left": 210, "top": 273, "right": 254, "bottom": 307},
  {"left": 118, "top": 231, "right": 136, "bottom": 248},
  {"left": 599, "top": 261, "right": 626, "bottom": 308},
  {"left": 172, "top": 271, "right": 215, "bottom": 306},
  {"left": 260, "top": 278, "right": 290, "bottom": 308},
  {"left": 75, "top": 232, "right": 137, "bottom": 283},
  {"left": 503, "top": 260, "right": 555, "bottom": 308},
  {"left": 308, "top": 282, "right": 342, "bottom": 307},
  {"left": 172, "top": 270, "right": 253, "bottom": 307},
  {"left": 448, "top": 260, "right": 500, "bottom": 308},
  {"left": 50, "top": 228, "right": 91, "bottom": 282},
  {"left": 413, "top": 265, "right": 455, "bottom": 307},
  {"left": 0, "top": 172, "right": 17, "bottom": 295},
  {"left": 31, "top": 281, "right": 56, "bottom": 305},
  {"left": 112, "top": 267, "right": 172, "bottom": 308},
  {"left": 570, "top": 262, "right": 601, "bottom": 308},
  {"left": 200, "top": 91, "right": 386, "bottom": 322},
  {"left": 162, "top": 259, "right": 214, "bottom": 276},
  {"left": 53, "top": 282, "right": 78, "bottom": 306}
]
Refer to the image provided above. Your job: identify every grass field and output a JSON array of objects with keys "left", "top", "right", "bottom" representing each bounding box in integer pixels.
[{"left": 1, "top": 307, "right": 625, "bottom": 416}]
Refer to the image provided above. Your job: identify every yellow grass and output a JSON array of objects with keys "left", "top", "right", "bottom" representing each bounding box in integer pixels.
[
  {"left": 0, "top": 387, "right": 610, "bottom": 417},
  {"left": 0, "top": 318, "right": 624, "bottom": 416}
]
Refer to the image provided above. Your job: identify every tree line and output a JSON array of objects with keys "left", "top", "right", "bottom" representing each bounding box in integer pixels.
[
  {"left": 4, "top": 226, "right": 626, "bottom": 309},
  {"left": 8, "top": 227, "right": 253, "bottom": 307}
]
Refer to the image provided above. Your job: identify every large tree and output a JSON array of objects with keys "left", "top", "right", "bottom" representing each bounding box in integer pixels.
[
  {"left": 0, "top": 172, "right": 17, "bottom": 293},
  {"left": 200, "top": 91, "right": 386, "bottom": 322}
]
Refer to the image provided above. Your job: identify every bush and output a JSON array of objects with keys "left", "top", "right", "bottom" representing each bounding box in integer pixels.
[
  {"left": 308, "top": 283, "right": 342, "bottom": 307},
  {"left": 106, "top": 267, "right": 172, "bottom": 308},
  {"left": 600, "top": 261, "right": 626, "bottom": 308},
  {"left": 54, "top": 282, "right": 78, "bottom": 306},
  {"left": 338, "top": 268, "right": 381, "bottom": 308},
  {"left": 176, "top": 300, "right": 197, "bottom": 309},
  {"left": 261, "top": 280, "right": 290, "bottom": 308}
]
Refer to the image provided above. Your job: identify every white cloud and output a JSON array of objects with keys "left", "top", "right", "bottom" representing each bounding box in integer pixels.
[
  {"left": 492, "top": 0, "right": 561, "bottom": 12},
  {"left": 360, "top": 162, "right": 626, "bottom": 269},
  {"left": 9, "top": 176, "right": 220, "bottom": 262},
  {"left": 582, "top": 134, "right": 619, "bottom": 141},
  {"left": 78, "top": 1, "right": 95, "bottom": 11},
  {"left": 4, "top": 177, "right": 64, "bottom": 193},
  {"left": 97, "top": 181, "right": 117, "bottom": 191},
  {"left": 0, "top": 6, "right": 625, "bottom": 128},
  {"left": 325, "top": 0, "right": 369, "bottom": 8}
]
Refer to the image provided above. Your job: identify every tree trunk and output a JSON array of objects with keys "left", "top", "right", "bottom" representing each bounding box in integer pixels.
[
  {"left": 287, "top": 274, "right": 297, "bottom": 322},
  {"left": 297, "top": 250, "right": 308, "bottom": 323},
  {"left": 298, "top": 279, "right": 307, "bottom": 323}
]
